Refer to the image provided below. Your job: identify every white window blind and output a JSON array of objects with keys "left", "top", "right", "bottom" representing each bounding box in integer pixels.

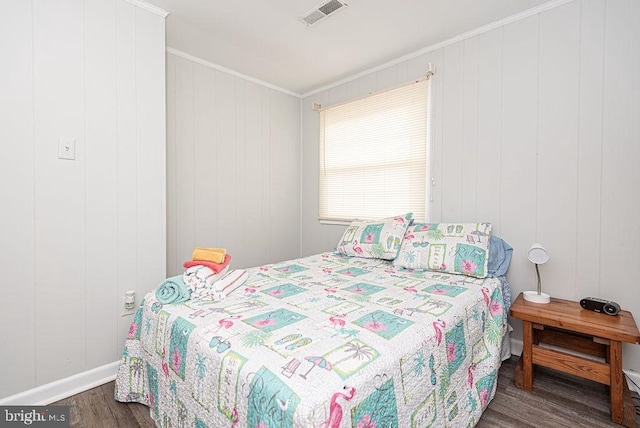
[{"left": 319, "top": 78, "right": 430, "bottom": 222}]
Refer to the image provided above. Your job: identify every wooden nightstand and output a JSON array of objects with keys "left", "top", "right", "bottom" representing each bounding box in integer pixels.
[{"left": 510, "top": 292, "right": 640, "bottom": 427}]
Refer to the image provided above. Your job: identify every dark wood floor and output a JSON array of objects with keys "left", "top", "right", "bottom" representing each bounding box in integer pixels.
[
  {"left": 477, "top": 357, "right": 639, "bottom": 428},
  {"left": 54, "top": 356, "right": 639, "bottom": 427}
]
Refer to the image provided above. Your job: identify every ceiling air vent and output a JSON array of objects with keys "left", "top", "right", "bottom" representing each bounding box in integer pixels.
[{"left": 300, "top": 0, "right": 348, "bottom": 27}]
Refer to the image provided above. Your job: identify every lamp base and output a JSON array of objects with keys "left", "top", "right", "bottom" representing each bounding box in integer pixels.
[{"left": 523, "top": 290, "right": 550, "bottom": 304}]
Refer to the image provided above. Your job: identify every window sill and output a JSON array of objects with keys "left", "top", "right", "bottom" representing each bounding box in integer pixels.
[{"left": 318, "top": 219, "right": 350, "bottom": 226}]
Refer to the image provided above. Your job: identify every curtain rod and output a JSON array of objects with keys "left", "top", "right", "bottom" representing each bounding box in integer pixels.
[{"left": 313, "top": 62, "right": 435, "bottom": 112}]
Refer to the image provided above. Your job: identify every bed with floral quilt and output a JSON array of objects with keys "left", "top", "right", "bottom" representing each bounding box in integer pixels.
[{"left": 114, "top": 221, "right": 509, "bottom": 427}]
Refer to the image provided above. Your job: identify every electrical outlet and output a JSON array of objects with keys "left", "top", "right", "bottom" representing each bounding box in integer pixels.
[{"left": 120, "top": 290, "right": 136, "bottom": 317}]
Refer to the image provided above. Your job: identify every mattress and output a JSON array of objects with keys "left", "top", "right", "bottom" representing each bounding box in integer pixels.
[{"left": 114, "top": 252, "right": 507, "bottom": 427}]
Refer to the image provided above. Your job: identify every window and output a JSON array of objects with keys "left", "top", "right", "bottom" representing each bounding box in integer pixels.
[{"left": 319, "top": 78, "right": 430, "bottom": 222}]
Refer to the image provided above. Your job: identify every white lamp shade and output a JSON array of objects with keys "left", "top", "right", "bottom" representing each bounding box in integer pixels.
[{"left": 527, "top": 243, "right": 549, "bottom": 264}]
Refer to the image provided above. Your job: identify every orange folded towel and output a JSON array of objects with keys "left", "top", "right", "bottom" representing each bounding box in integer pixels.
[
  {"left": 184, "top": 254, "right": 231, "bottom": 274},
  {"left": 192, "top": 247, "right": 227, "bottom": 264}
]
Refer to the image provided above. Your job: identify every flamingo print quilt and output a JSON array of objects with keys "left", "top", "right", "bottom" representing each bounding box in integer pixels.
[{"left": 114, "top": 252, "right": 507, "bottom": 427}]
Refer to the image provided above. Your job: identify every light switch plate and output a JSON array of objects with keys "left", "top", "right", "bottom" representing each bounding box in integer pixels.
[{"left": 58, "top": 137, "right": 76, "bottom": 160}]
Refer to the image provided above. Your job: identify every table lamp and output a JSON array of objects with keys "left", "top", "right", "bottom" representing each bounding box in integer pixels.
[{"left": 523, "top": 243, "right": 550, "bottom": 303}]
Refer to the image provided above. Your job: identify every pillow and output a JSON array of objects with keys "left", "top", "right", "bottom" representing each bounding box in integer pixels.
[
  {"left": 487, "top": 236, "right": 513, "bottom": 277},
  {"left": 335, "top": 213, "right": 413, "bottom": 260},
  {"left": 393, "top": 222, "right": 492, "bottom": 278}
]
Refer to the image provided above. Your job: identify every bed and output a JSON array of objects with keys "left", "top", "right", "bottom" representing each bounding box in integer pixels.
[{"left": 114, "top": 220, "right": 510, "bottom": 427}]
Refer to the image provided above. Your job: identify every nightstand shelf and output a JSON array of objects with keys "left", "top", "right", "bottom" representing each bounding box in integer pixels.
[{"left": 510, "top": 292, "right": 640, "bottom": 427}]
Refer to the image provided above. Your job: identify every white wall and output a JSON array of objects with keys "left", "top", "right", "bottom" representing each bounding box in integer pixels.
[
  {"left": 301, "top": 0, "right": 640, "bottom": 371},
  {"left": 0, "top": 0, "right": 166, "bottom": 399},
  {"left": 166, "top": 51, "right": 301, "bottom": 276}
]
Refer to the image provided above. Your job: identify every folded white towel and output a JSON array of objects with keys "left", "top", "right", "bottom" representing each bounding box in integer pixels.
[
  {"left": 183, "top": 265, "right": 230, "bottom": 292},
  {"left": 215, "top": 269, "right": 248, "bottom": 294},
  {"left": 192, "top": 269, "right": 248, "bottom": 302}
]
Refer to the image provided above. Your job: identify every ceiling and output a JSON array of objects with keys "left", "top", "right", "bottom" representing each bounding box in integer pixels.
[{"left": 145, "top": 0, "right": 552, "bottom": 95}]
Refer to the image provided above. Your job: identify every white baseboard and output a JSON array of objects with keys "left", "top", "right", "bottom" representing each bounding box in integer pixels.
[
  {"left": 0, "top": 360, "right": 120, "bottom": 406},
  {"left": 508, "top": 337, "right": 640, "bottom": 394},
  {"left": 624, "top": 369, "right": 640, "bottom": 395},
  {"left": 509, "top": 337, "right": 523, "bottom": 358}
]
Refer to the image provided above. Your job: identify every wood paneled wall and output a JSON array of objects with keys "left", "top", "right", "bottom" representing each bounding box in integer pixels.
[
  {"left": 0, "top": 0, "right": 166, "bottom": 399},
  {"left": 166, "top": 53, "right": 301, "bottom": 276},
  {"left": 301, "top": 0, "right": 640, "bottom": 369}
]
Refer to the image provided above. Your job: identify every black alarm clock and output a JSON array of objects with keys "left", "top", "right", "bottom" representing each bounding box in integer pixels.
[{"left": 579, "top": 297, "right": 621, "bottom": 316}]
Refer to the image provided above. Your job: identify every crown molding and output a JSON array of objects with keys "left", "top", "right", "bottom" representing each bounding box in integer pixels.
[
  {"left": 122, "top": 0, "right": 169, "bottom": 18},
  {"left": 167, "top": 48, "right": 301, "bottom": 98},
  {"left": 302, "top": 0, "right": 574, "bottom": 98}
]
